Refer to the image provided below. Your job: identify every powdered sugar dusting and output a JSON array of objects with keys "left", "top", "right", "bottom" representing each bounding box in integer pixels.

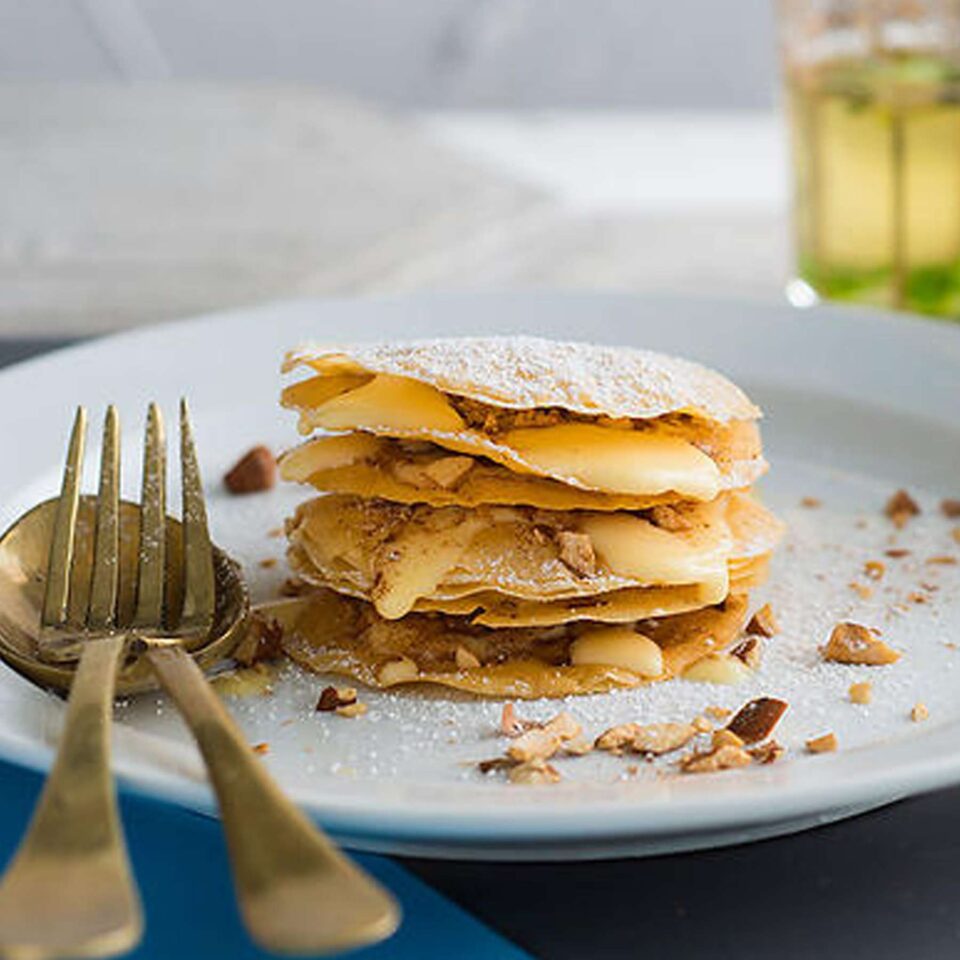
[{"left": 285, "top": 336, "right": 761, "bottom": 423}]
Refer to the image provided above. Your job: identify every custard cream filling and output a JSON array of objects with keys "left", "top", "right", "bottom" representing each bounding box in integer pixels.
[
  {"left": 286, "top": 495, "right": 733, "bottom": 620},
  {"left": 282, "top": 372, "right": 722, "bottom": 500}
]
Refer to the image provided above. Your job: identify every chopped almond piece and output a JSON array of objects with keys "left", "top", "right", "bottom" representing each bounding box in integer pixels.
[
  {"left": 849, "top": 582, "right": 873, "bottom": 600},
  {"left": 507, "top": 712, "right": 581, "bottom": 763},
  {"left": 822, "top": 622, "right": 900, "bottom": 666},
  {"left": 508, "top": 759, "right": 561, "bottom": 785},
  {"left": 556, "top": 531, "right": 597, "bottom": 577},
  {"left": 561, "top": 737, "right": 593, "bottom": 756},
  {"left": 907, "top": 591, "right": 929, "bottom": 605},
  {"left": 806, "top": 732, "right": 838, "bottom": 754},
  {"left": 712, "top": 728, "right": 744, "bottom": 750},
  {"left": 911, "top": 702, "right": 929, "bottom": 723},
  {"left": 648, "top": 504, "right": 693, "bottom": 532},
  {"left": 680, "top": 743, "right": 752, "bottom": 774},
  {"left": 848, "top": 681, "right": 872, "bottom": 705},
  {"left": 941, "top": 499, "right": 960, "bottom": 518},
  {"left": 749, "top": 741, "right": 785, "bottom": 765},
  {"left": 454, "top": 645, "right": 481, "bottom": 670},
  {"left": 864, "top": 561, "right": 885, "bottom": 581},
  {"left": 252, "top": 742, "right": 270, "bottom": 756},
  {"left": 927, "top": 555, "right": 957, "bottom": 566},
  {"left": 885, "top": 548, "right": 911, "bottom": 558},
  {"left": 885, "top": 489, "right": 920, "bottom": 528},
  {"left": 422, "top": 456, "right": 475, "bottom": 489},
  {"left": 500, "top": 703, "right": 523, "bottom": 737},
  {"left": 336, "top": 701, "right": 368, "bottom": 719},
  {"left": 224, "top": 445, "right": 277, "bottom": 494},
  {"left": 746, "top": 603, "right": 779, "bottom": 638},
  {"left": 730, "top": 636, "right": 762, "bottom": 670},
  {"left": 595, "top": 721, "right": 697, "bottom": 756},
  {"left": 315, "top": 685, "right": 358, "bottom": 712},
  {"left": 800, "top": 496, "right": 821, "bottom": 508},
  {"left": 726, "top": 697, "right": 788, "bottom": 744}
]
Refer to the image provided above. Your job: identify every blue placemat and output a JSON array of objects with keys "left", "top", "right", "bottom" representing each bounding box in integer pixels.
[{"left": 0, "top": 759, "right": 531, "bottom": 960}]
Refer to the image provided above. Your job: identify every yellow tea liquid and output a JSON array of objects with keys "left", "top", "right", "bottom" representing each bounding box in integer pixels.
[{"left": 787, "top": 54, "right": 960, "bottom": 318}]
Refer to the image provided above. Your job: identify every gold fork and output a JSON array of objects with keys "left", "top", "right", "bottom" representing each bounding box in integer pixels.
[
  {"left": 0, "top": 406, "right": 142, "bottom": 959},
  {"left": 0, "top": 402, "right": 399, "bottom": 958},
  {"left": 128, "top": 402, "right": 401, "bottom": 955}
]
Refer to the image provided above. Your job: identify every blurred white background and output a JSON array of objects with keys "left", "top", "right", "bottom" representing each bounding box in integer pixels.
[
  {"left": 0, "top": 1, "right": 789, "bottom": 335},
  {"left": 1, "top": 1, "right": 777, "bottom": 107}
]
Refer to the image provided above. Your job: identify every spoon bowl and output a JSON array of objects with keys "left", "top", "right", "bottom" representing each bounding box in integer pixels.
[{"left": 0, "top": 496, "right": 249, "bottom": 695}]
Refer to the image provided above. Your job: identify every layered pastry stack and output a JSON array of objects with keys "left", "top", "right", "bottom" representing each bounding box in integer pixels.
[{"left": 277, "top": 337, "right": 783, "bottom": 698}]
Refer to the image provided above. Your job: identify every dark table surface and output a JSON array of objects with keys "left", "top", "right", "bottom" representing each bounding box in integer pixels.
[{"left": 4, "top": 336, "right": 960, "bottom": 960}]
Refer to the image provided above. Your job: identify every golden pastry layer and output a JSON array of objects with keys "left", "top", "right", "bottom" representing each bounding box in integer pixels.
[
  {"left": 280, "top": 339, "right": 768, "bottom": 502},
  {"left": 275, "top": 589, "right": 750, "bottom": 699}
]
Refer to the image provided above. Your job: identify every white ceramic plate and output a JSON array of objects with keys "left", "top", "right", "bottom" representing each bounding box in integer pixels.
[{"left": 1, "top": 292, "right": 959, "bottom": 861}]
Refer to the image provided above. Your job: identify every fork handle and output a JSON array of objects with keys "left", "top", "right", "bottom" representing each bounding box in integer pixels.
[
  {"left": 145, "top": 643, "right": 400, "bottom": 955},
  {"left": 0, "top": 636, "right": 142, "bottom": 960}
]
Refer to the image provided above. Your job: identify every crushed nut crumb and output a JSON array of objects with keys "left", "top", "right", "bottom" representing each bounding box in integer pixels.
[
  {"left": 508, "top": 759, "right": 561, "bottom": 785},
  {"left": 648, "top": 504, "right": 693, "bottom": 532},
  {"left": 224, "top": 445, "right": 277, "bottom": 494},
  {"left": 927, "top": 555, "right": 957, "bottom": 566},
  {"left": 749, "top": 741, "right": 785, "bottom": 764},
  {"left": 864, "top": 561, "right": 885, "bottom": 581},
  {"left": 507, "top": 712, "right": 581, "bottom": 762},
  {"left": 252, "top": 742, "right": 270, "bottom": 755},
  {"left": 335, "top": 702, "right": 368, "bottom": 719},
  {"left": 595, "top": 721, "right": 697, "bottom": 756},
  {"left": 556, "top": 530, "right": 597, "bottom": 577},
  {"left": 705, "top": 705, "right": 732, "bottom": 722},
  {"left": 885, "top": 489, "right": 920, "bottom": 528},
  {"left": 806, "top": 732, "right": 838, "bottom": 754},
  {"left": 454, "top": 645, "right": 481, "bottom": 670},
  {"left": 885, "top": 548, "right": 911, "bottom": 559},
  {"left": 680, "top": 742, "right": 752, "bottom": 774},
  {"left": 848, "top": 681, "right": 872, "bottom": 705},
  {"left": 315, "top": 685, "right": 358, "bottom": 712},
  {"left": 849, "top": 582, "right": 873, "bottom": 600},
  {"left": 941, "top": 499, "right": 960, "bottom": 518},
  {"left": 259, "top": 557, "right": 278, "bottom": 569},
  {"left": 800, "top": 496, "right": 822, "bottom": 508},
  {"left": 911, "top": 702, "right": 929, "bottom": 723}
]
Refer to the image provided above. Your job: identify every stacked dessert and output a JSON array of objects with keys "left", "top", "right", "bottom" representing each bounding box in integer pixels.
[{"left": 277, "top": 337, "right": 783, "bottom": 698}]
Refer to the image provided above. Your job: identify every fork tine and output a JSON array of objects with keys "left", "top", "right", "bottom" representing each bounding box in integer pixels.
[
  {"left": 87, "top": 406, "right": 120, "bottom": 631},
  {"left": 41, "top": 406, "right": 86, "bottom": 631},
  {"left": 178, "top": 398, "right": 215, "bottom": 642},
  {"left": 132, "top": 403, "right": 166, "bottom": 631}
]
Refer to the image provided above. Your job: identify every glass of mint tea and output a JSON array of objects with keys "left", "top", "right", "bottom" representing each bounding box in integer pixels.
[{"left": 780, "top": 0, "right": 960, "bottom": 319}]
